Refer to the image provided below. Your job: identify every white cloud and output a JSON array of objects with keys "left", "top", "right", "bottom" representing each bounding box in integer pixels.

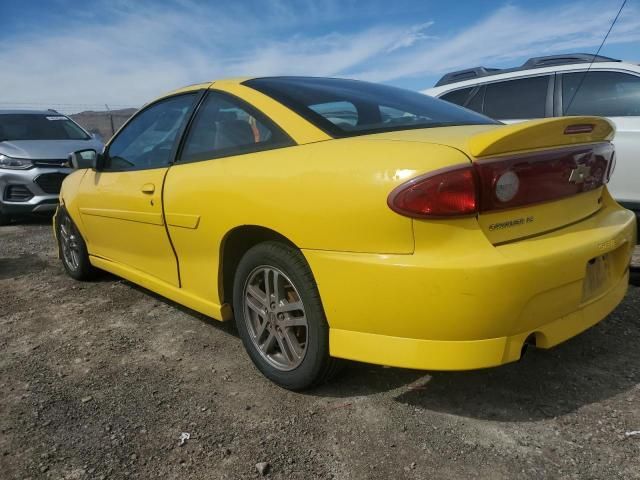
[
  {"left": 0, "top": 0, "right": 637, "bottom": 112},
  {"left": 353, "top": 2, "right": 640, "bottom": 82}
]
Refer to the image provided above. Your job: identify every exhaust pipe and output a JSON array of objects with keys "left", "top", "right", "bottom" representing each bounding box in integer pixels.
[{"left": 520, "top": 334, "right": 537, "bottom": 361}]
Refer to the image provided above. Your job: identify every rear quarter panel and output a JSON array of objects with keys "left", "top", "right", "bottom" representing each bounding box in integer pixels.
[{"left": 163, "top": 138, "right": 470, "bottom": 306}]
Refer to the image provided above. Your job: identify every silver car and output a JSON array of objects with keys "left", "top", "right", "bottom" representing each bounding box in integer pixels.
[{"left": 0, "top": 110, "right": 104, "bottom": 224}]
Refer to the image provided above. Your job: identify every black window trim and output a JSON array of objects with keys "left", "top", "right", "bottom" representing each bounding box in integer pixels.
[
  {"left": 100, "top": 90, "right": 206, "bottom": 173},
  {"left": 556, "top": 68, "right": 640, "bottom": 116},
  {"left": 174, "top": 89, "right": 296, "bottom": 165},
  {"left": 439, "top": 72, "right": 554, "bottom": 119},
  {"left": 545, "top": 73, "right": 555, "bottom": 117},
  {"left": 553, "top": 72, "right": 563, "bottom": 116}
]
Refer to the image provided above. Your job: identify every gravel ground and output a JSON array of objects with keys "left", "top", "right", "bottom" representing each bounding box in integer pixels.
[{"left": 1, "top": 218, "right": 639, "bottom": 480}]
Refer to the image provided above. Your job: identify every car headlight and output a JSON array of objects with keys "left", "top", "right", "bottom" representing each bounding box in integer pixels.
[{"left": 0, "top": 154, "right": 33, "bottom": 170}]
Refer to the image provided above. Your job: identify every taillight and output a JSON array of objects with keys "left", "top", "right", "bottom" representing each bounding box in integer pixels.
[
  {"left": 387, "top": 165, "right": 478, "bottom": 218},
  {"left": 475, "top": 143, "right": 613, "bottom": 212},
  {"left": 388, "top": 142, "right": 614, "bottom": 219},
  {"left": 607, "top": 152, "right": 616, "bottom": 182}
]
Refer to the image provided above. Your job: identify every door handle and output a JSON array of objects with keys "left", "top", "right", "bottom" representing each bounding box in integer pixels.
[{"left": 141, "top": 183, "right": 155, "bottom": 194}]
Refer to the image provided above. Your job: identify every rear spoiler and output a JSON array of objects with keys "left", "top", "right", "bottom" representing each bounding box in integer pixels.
[{"left": 468, "top": 116, "right": 616, "bottom": 158}]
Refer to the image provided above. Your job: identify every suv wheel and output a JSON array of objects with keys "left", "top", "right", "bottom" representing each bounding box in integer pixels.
[{"left": 233, "top": 241, "right": 342, "bottom": 390}]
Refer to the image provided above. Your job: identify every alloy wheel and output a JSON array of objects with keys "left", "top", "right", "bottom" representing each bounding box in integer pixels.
[
  {"left": 243, "top": 266, "right": 309, "bottom": 371},
  {"left": 59, "top": 215, "right": 81, "bottom": 271}
]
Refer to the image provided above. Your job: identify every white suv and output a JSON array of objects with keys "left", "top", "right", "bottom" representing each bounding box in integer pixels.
[{"left": 423, "top": 53, "right": 640, "bottom": 228}]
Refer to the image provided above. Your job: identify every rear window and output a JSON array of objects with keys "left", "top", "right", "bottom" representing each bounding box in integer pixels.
[
  {"left": 244, "top": 77, "right": 497, "bottom": 137},
  {"left": 0, "top": 114, "right": 89, "bottom": 141}
]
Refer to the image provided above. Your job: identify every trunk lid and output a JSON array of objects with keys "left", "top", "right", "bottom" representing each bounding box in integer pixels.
[{"left": 372, "top": 116, "right": 616, "bottom": 244}]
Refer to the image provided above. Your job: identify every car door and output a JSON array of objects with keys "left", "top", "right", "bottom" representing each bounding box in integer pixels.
[
  {"left": 560, "top": 70, "right": 640, "bottom": 209},
  {"left": 162, "top": 89, "right": 294, "bottom": 307},
  {"left": 76, "top": 92, "right": 199, "bottom": 286}
]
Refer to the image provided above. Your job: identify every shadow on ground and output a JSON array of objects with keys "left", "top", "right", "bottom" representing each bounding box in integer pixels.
[
  {"left": 124, "top": 279, "right": 425, "bottom": 396},
  {"left": 0, "top": 254, "right": 50, "bottom": 280},
  {"left": 394, "top": 290, "right": 640, "bottom": 421},
  {"left": 35, "top": 236, "right": 639, "bottom": 418},
  {"left": 110, "top": 274, "right": 640, "bottom": 413},
  {"left": 3, "top": 213, "right": 54, "bottom": 226},
  {"left": 125, "top": 280, "right": 239, "bottom": 338}
]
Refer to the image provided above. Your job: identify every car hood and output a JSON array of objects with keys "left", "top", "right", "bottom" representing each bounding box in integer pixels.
[{"left": 0, "top": 139, "right": 104, "bottom": 160}]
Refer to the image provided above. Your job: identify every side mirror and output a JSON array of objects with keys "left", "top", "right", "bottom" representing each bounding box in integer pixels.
[{"left": 67, "top": 149, "right": 97, "bottom": 169}]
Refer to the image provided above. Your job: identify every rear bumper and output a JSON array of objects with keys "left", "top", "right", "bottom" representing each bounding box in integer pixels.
[
  {"left": 0, "top": 167, "right": 69, "bottom": 215},
  {"left": 618, "top": 201, "right": 640, "bottom": 243},
  {"left": 328, "top": 270, "right": 628, "bottom": 370},
  {"left": 304, "top": 194, "right": 636, "bottom": 371}
]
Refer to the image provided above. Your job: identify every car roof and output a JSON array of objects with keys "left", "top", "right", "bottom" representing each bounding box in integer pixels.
[
  {"left": 433, "top": 53, "right": 621, "bottom": 87},
  {"left": 0, "top": 109, "right": 66, "bottom": 115},
  {"left": 161, "top": 76, "right": 371, "bottom": 97},
  {"left": 424, "top": 60, "right": 640, "bottom": 96}
]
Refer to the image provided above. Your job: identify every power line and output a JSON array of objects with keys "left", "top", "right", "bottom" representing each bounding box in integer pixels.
[{"left": 564, "top": 0, "right": 627, "bottom": 113}]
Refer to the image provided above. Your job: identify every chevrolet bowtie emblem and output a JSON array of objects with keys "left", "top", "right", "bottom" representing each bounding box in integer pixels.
[{"left": 569, "top": 164, "right": 591, "bottom": 184}]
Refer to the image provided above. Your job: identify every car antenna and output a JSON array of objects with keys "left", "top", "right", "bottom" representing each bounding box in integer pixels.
[{"left": 564, "top": 0, "right": 627, "bottom": 114}]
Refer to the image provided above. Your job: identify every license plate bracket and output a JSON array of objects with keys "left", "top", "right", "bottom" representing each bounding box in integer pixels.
[{"left": 582, "top": 254, "right": 611, "bottom": 301}]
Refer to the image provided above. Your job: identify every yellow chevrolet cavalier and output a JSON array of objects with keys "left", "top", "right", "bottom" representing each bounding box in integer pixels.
[{"left": 55, "top": 77, "right": 636, "bottom": 389}]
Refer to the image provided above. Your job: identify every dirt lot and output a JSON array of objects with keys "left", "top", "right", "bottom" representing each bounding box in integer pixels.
[{"left": 1, "top": 219, "right": 639, "bottom": 480}]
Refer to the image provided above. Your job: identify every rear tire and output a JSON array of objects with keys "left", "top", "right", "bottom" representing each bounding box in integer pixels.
[
  {"left": 55, "top": 208, "right": 98, "bottom": 281},
  {"left": 233, "top": 241, "right": 341, "bottom": 390}
]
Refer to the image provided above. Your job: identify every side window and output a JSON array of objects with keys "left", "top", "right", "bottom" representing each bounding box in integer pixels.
[
  {"left": 440, "top": 87, "right": 474, "bottom": 107},
  {"left": 465, "top": 86, "right": 485, "bottom": 113},
  {"left": 563, "top": 71, "right": 640, "bottom": 117},
  {"left": 180, "top": 92, "right": 293, "bottom": 162},
  {"left": 441, "top": 87, "right": 484, "bottom": 114},
  {"left": 483, "top": 76, "right": 550, "bottom": 119},
  {"left": 105, "top": 94, "right": 196, "bottom": 171}
]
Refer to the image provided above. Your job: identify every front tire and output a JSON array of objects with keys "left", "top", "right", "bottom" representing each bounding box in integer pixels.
[
  {"left": 55, "top": 208, "right": 98, "bottom": 281},
  {"left": 233, "top": 241, "right": 340, "bottom": 390}
]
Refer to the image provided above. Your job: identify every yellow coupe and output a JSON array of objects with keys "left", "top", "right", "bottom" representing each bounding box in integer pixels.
[{"left": 55, "top": 77, "right": 636, "bottom": 389}]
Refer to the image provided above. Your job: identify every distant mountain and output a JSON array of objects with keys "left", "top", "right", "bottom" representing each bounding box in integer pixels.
[{"left": 70, "top": 108, "right": 137, "bottom": 143}]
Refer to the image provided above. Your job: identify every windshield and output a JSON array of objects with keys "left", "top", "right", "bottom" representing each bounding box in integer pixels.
[
  {"left": 244, "top": 77, "right": 498, "bottom": 137},
  {"left": 0, "top": 114, "right": 90, "bottom": 141}
]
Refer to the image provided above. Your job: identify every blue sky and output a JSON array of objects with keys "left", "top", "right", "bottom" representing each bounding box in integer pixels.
[{"left": 1, "top": 0, "right": 638, "bottom": 112}]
